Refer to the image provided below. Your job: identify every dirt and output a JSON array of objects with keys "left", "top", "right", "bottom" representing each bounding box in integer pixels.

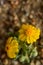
[{"left": 0, "top": 0, "right": 43, "bottom": 65}]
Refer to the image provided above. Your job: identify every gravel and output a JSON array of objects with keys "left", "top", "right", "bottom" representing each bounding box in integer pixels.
[{"left": 0, "top": 0, "right": 43, "bottom": 65}]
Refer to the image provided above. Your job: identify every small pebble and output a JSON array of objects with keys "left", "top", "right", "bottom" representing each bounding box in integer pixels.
[
  {"left": 36, "top": 60, "right": 41, "bottom": 65},
  {"left": 3, "top": 59, "right": 8, "bottom": 65},
  {"left": 30, "top": 60, "right": 35, "bottom": 65},
  {"left": 1, "top": 54, "right": 6, "bottom": 59},
  {"left": 12, "top": 60, "right": 21, "bottom": 65},
  {"left": 40, "top": 49, "right": 43, "bottom": 58},
  {"left": 30, "top": 14, "right": 33, "bottom": 19}
]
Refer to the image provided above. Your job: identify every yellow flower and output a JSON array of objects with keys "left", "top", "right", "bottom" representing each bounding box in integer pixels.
[
  {"left": 19, "top": 24, "right": 40, "bottom": 44},
  {"left": 5, "top": 37, "right": 19, "bottom": 58}
]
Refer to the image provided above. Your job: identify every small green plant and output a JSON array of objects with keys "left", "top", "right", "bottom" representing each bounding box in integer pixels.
[{"left": 5, "top": 24, "right": 40, "bottom": 64}]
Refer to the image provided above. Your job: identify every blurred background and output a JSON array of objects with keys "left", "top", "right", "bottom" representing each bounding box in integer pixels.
[{"left": 0, "top": 0, "right": 43, "bottom": 65}]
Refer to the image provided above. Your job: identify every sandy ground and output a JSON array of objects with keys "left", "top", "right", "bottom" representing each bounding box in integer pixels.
[{"left": 0, "top": 0, "right": 43, "bottom": 65}]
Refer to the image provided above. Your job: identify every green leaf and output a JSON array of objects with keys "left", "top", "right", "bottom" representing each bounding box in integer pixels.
[
  {"left": 30, "top": 47, "right": 38, "bottom": 58},
  {"left": 19, "top": 55, "right": 26, "bottom": 62}
]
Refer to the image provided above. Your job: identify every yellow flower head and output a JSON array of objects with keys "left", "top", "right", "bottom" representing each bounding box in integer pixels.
[
  {"left": 5, "top": 37, "right": 19, "bottom": 58},
  {"left": 19, "top": 24, "right": 40, "bottom": 44}
]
